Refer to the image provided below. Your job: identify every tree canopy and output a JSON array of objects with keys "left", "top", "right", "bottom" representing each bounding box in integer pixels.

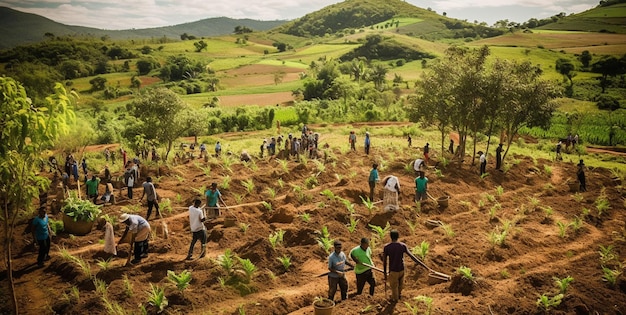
[
  {"left": 409, "top": 46, "right": 560, "bottom": 164},
  {"left": 0, "top": 77, "right": 75, "bottom": 314}
]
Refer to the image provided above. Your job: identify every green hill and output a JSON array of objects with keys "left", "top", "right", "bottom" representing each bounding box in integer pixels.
[
  {"left": 0, "top": 6, "right": 286, "bottom": 49},
  {"left": 274, "top": 0, "right": 503, "bottom": 40},
  {"left": 538, "top": 3, "right": 626, "bottom": 33}
]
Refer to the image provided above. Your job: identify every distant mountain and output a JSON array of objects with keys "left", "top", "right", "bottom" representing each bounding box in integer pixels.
[{"left": 0, "top": 6, "right": 286, "bottom": 49}]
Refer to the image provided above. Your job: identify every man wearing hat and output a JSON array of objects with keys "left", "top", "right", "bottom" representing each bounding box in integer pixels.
[
  {"left": 350, "top": 237, "right": 376, "bottom": 296},
  {"left": 327, "top": 240, "right": 353, "bottom": 302},
  {"left": 577, "top": 159, "right": 587, "bottom": 192},
  {"left": 117, "top": 213, "right": 151, "bottom": 264}
]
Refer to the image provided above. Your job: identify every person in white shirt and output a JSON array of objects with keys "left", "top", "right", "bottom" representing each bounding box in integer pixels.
[
  {"left": 479, "top": 151, "right": 487, "bottom": 175},
  {"left": 413, "top": 158, "right": 424, "bottom": 172},
  {"left": 118, "top": 213, "right": 151, "bottom": 264},
  {"left": 186, "top": 198, "right": 207, "bottom": 260},
  {"left": 382, "top": 175, "right": 401, "bottom": 211}
]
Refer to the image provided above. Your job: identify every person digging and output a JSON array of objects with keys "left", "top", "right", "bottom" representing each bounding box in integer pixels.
[
  {"left": 350, "top": 237, "right": 376, "bottom": 296},
  {"left": 205, "top": 182, "right": 226, "bottom": 219},
  {"left": 186, "top": 198, "right": 207, "bottom": 260},
  {"left": 117, "top": 213, "right": 151, "bottom": 265}
]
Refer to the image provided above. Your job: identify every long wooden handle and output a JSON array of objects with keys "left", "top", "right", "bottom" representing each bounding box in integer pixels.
[{"left": 362, "top": 263, "right": 386, "bottom": 274}]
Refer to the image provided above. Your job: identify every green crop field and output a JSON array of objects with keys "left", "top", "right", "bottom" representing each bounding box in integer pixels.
[
  {"left": 257, "top": 59, "right": 308, "bottom": 69},
  {"left": 282, "top": 44, "right": 357, "bottom": 63},
  {"left": 577, "top": 4, "right": 626, "bottom": 18},
  {"left": 472, "top": 31, "right": 626, "bottom": 52},
  {"left": 372, "top": 17, "right": 424, "bottom": 29}
]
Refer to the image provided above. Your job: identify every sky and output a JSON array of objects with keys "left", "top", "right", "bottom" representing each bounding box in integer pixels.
[{"left": 1, "top": 0, "right": 599, "bottom": 30}]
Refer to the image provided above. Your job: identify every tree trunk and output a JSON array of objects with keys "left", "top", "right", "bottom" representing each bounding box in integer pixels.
[
  {"left": 165, "top": 141, "right": 173, "bottom": 161},
  {"left": 471, "top": 130, "right": 477, "bottom": 166},
  {"left": 440, "top": 124, "right": 446, "bottom": 158},
  {"left": 3, "top": 202, "right": 18, "bottom": 315},
  {"left": 485, "top": 119, "right": 496, "bottom": 156}
]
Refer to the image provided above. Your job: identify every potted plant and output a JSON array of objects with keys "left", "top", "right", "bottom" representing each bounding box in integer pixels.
[
  {"left": 61, "top": 192, "right": 102, "bottom": 235},
  {"left": 313, "top": 297, "right": 334, "bottom": 315}
]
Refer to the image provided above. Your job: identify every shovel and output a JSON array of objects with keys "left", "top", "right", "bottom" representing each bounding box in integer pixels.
[
  {"left": 414, "top": 256, "right": 451, "bottom": 282},
  {"left": 316, "top": 267, "right": 353, "bottom": 278},
  {"left": 362, "top": 262, "right": 386, "bottom": 275}
]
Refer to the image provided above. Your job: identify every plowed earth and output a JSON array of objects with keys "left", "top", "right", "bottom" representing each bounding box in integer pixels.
[{"left": 2, "top": 134, "right": 626, "bottom": 315}]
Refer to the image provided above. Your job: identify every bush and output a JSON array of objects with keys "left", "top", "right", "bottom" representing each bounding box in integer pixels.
[
  {"left": 596, "top": 95, "right": 621, "bottom": 111},
  {"left": 62, "top": 193, "right": 102, "bottom": 222}
]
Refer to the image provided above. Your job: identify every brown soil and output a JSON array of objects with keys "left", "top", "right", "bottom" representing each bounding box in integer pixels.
[{"left": 3, "top": 137, "right": 626, "bottom": 315}]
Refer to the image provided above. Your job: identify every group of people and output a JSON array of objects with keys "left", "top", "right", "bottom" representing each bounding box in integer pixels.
[
  {"left": 260, "top": 125, "right": 322, "bottom": 160},
  {"left": 327, "top": 229, "right": 425, "bottom": 303},
  {"left": 348, "top": 131, "right": 372, "bottom": 155}
]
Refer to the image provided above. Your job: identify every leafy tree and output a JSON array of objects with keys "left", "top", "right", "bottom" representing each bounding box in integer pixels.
[
  {"left": 555, "top": 58, "right": 576, "bottom": 87},
  {"left": 367, "top": 64, "right": 388, "bottom": 91},
  {"left": 0, "top": 78, "right": 75, "bottom": 314},
  {"left": 579, "top": 50, "right": 592, "bottom": 68},
  {"left": 499, "top": 61, "right": 560, "bottom": 162},
  {"left": 136, "top": 57, "right": 160, "bottom": 75},
  {"left": 274, "top": 42, "right": 288, "bottom": 52},
  {"left": 591, "top": 56, "right": 626, "bottom": 93},
  {"left": 159, "top": 55, "right": 205, "bottom": 82},
  {"left": 89, "top": 76, "right": 107, "bottom": 91},
  {"left": 234, "top": 25, "right": 254, "bottom": 34},
  {"left": 127, "top": 88, "right": 203, "bottom": 159},
  {"left": 193, "top": 40, "right": 208, "bottom": 52},
  {"left": 59, "top": 60, "right": 91, "bottom": 80}
]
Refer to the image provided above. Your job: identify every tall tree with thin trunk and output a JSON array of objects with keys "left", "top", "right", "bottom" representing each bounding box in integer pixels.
[
  {"left": 0, "top": 78, "right": 75, "bottom": 315},
  {"left": 500, "top": 61, "right": 561, "bottom": 163}
]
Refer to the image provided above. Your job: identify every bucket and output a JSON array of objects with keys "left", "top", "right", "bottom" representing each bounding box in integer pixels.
[
  {"left": 223, "top": 216, "right": 237, "bottom": 228},
  {"left": 62, "top": 213, "right": 95, "bottom": 236},
  {"left": 313, "top": 298, "right": 335, "bottom": 315},
  {"left": 568, "top": 182, "right": 578, "bottom": 193},
  {"left": 437, "top": 196, "right": 450, "bottom": 208}
]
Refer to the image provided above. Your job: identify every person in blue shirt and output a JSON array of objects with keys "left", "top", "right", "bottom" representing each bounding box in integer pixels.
[
  {"left": 215, "top": 142, "right": 222, "bottom": 157},
  {"left": 364, "top": 132, "right": 371, "bottom": 155},
  {"left": 205, "top": 182, "right": 226, "bottom": 218},
  {"left": 368, "top": 163, "right": 379, "bottom": 201},
  {"left": 327, "top": 240, "right": 353, "bottom": 302},
  {"left": 32, "top": 207, "right": 52, "bottom": 267}
]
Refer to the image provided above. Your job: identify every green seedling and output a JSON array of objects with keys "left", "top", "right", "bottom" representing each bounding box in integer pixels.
[
  {"left": 237, "top": 257, "right": 256, "bottom": 283},
  {"left": 369, "top": 222, "right": 391, "bottom": 241},
  {"left": 147, "top": 284, "right": 168, "bottom": 313},
  {"left": 277, "top": 255, "right": 291, "bottom": 271},
  {"left": 347, "top": 216, "right": 359, "bottom": 233},
  {"left": 553, "top": 276, "right": 574, "bottom": 294},
  {"left": 167, "top": 269, "right": 192, "bottom": 292},
  {"left": 413, "top": 241, "right": 429, "bottom": 261},
  {"left": 458, "top": 266, "right": 474, "bottom": 281}
]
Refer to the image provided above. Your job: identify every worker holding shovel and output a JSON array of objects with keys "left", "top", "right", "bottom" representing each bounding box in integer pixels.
[
  {"left": 327, "top": 240, "right": 354, "bottom": 302},
  {"left": 349, "top": 237, "right": 376, "bottom": 296},
  {"left": 382, "top": 230, "right": 422, "bottom": 303}
]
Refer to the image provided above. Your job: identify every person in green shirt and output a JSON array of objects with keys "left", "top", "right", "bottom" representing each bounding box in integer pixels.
[
  {"left": 368, "top": 163, "right": 379, "bottom": 201},
  {"left": 205, "top": 182, "right": 226, "bottom": 218},
  {"left": 414, "top": 171, "right": 428, "bottom": 202},
  {"left": 350, "top": 237, "right": 376, "bottom": 296},
  {"left": 86, "top": 175, "right": 100, "bottom": 204}
]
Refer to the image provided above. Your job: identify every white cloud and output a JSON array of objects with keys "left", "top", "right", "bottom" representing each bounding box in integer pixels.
[
  {"left": 430, "top": 0, "right": 595, "bottom": 10},
  {"left": 1, "top": 0, "right": 601, "bottom": 30}
]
